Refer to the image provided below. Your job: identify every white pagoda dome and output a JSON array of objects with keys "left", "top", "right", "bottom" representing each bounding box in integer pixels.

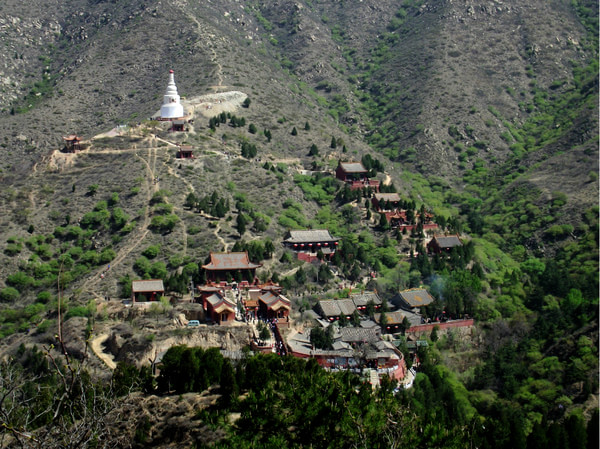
[{"left": 160, "top": 70, "right": 184, "bottom": 119}]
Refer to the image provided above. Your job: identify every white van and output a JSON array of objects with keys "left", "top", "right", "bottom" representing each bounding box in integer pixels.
[{"left": 187, "top": 320, "right": 200, "bottom": 327}]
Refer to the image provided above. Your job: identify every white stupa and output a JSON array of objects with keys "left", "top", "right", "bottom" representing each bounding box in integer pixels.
[{"left": 160, "top": 70, "right": 185, "bottom": 119}]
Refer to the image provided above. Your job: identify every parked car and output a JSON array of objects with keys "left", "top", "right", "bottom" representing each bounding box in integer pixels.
[{"left": 187, "top": 320, "right": 200, "bottom": 327}]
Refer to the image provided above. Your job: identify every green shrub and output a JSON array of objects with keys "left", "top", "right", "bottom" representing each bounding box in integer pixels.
[
  {"left": 142, "top": 245, "right": 161, "bottom": 259},
  {"left": 65, "top": 306, "right": 91, "bottom": 320},
  {"left": 6, "top": 272, "right": 34, "bottom": 290},
  {"left": 0, "top": 287, "right": 20, "bottom": 302}
]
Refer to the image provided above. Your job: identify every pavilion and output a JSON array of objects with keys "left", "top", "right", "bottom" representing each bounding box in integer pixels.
[{"left": 201, "top": 251, "right": 261, "bottom": 284}]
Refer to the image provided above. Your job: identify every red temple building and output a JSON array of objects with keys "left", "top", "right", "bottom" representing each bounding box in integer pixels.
[
  {"left": 177, "top": 145, "right": 194, "bottom": 159},
  {"left": 335, "top": 161, "right": 380, "bottom": 191},
  {"left": 258, "top": 291, "right": 291, "bottom": 320},
  {"left": 204, "top": 292, "right": 236, "bottom": 324},
  {"left": 131, "top": 279, "right": 165, "bottom": 303},
  {"left": 201, "top": 251, "right": 261, "bottom": 284},
  {"left": 282, "top": 229, "right": 339, "bottom": 262},
  {"left": 371, "top": 193, "right": 401, "bottom": 211},
  {"left": 170, "top": 120, "right": 186, "bottom": 132}
]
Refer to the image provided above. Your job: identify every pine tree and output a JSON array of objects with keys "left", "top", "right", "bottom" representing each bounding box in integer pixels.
[
  {"left": 219, "top": 359, "right": 238, "bottom": 407},
  {"left": 236, "top": 214, "right": 247, "bottom": 236},
  {"left": 264, "top": 129, "right": 272, "bottom": 142}
]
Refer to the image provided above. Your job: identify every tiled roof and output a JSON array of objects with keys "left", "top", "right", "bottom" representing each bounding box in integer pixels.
[
  {"left": 397, "top": 289, "right": 435, "bottom": 308},
  {"left": 318, "top": 299, "right": 356, "bottom": 317},
  {"left": 283, "top": 229, "right": 339, "bottom": 243},
  {"left": 337, "top": 299, "right": 357, "bottom": 316},
  {"left": 202, "top": 252, "right": 262, "bottom": 270},
  {"left": 431, "top": 235, "right": 462, "bottom": 248},
  {"left": 359, "top": 319, "right": 379, "bottom": 329},
  {"left": 332, "top": 341, "right": 352, "bottom": 351},
  {"left": 206, "top": 293, "right": 235, "bottom": 313},
  {"left": 373, "top": 193, "right": 401, "bottom": 202},
  {"left": 339, "top": 327, "right": 380, "bottom": 343},
  {"left": 259, "top": 291, "right": 291, "bottom": 311},
  {"left": 318, "top": 300, "right": 341, "bottom": 317},
  {"left": 350, "top": 291, "right": 382, "bottom": 307},
  {"left": 339, "top": 162, "right": 367, "bottom": 173},
  {"left": 374, "top": 310, "right": 422, "bottom": 326},
  {"left": 132, "top": 279, "right": 164, "bottom": 293}
]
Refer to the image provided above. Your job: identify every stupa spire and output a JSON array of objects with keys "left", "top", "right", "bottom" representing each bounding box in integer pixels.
[{"left": 160, "top": 69, "right": 184, "bottom": 119}]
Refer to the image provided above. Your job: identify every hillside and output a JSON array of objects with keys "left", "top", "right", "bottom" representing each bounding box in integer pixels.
[{"left": 0, "top": 0, "right": 597, "bottom": 448}]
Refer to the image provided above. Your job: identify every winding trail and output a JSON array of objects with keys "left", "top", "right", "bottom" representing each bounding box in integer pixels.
[
  {"left": 185, "top": 10, "right": 225, "bottom": 90},
  {"left": 213, "top": 221, "right": 228, "bottom": 252},
  {"left": 80, "top": 143, "right": 159, "bottom": 296},
  {"left": 90, "top": 333, "right": 116, "bottom": 369}
]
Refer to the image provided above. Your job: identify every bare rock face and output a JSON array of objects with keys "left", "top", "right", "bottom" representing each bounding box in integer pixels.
[
  {"left": 61, "top": 316, "right": 88, "bottom": 360},
  {"left": 103, "top": 318, "right": 253, "bottom": 367}
]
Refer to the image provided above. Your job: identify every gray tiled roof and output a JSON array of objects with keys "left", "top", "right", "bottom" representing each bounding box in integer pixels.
[
  {"left": 359, "top": 319, "right": 379, "bottom": 329},
  {"left": 318, "top": 300, "right": 341, "bottom": 317},
  {"left": 350, "top": 291, "right": 382, "bottom": 307},
  {"left": 340, "top": 162, "right": 367, "bottom": 173},
  {"left": 284, "top": 229, "right": 339, "bottom": 243},
  {"left": 373, "top": 193, "right": 401, "bottom": 202},
  {"left": 132, "top": 279, "right": 164, "bottom": 293},
  {"left": 339, "top": 327, "right": 380, "bottom": 344},
  {"left": 374, "top": 310, "right": 422, "bottom": 327},
  {"left": 318, "top": 299, "right": 356, "bottom": 317},
  {"left": 397, "top": 289, "right": 435, "bottom": 308},
  {"left": 337, "top": 299, "right": 357, "bottom": 316},
  {"left": 432, "top": 235, "right": 462, "bottom": 248}
]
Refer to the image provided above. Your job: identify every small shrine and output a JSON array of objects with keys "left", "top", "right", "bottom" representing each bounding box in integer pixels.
[
  {"left": 62, "top": 135, "right": 82, "bottom": 153},
  {"left": 131, "top": 279, "right": 165, "bottom": 303},
  {"left": 427, "top": 234, "right": 463, "bottom": 254},
  {"left": 177, "top": 145, "right": 194, "bottom": 158}
]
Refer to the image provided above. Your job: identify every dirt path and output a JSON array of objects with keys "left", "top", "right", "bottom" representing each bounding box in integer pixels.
[
  {"left": 80, "top": 146, "right": 158, "bottom": 295},
  {"left": 161, "top": 146, "right": 191, "bottom": 257},
  {"left": 281, "top": 266, "right": 300, "bottom": 278},
  {"left": 213, "top": 221, "right": 228, "bottom": 252},
  {"left": 90, "top": 333, "right": 116, "bottom": 370},
  {"left": 185, "top": 11, "right": 224, "bottom": 90},
  {"left": 383, "top": 173, "right": 392, "bottom": 186}
]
